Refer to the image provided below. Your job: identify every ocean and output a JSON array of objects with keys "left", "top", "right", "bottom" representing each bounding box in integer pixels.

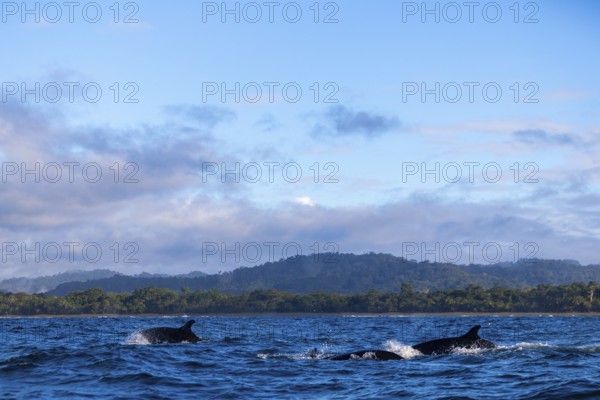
[{"left": 2, "top": 315, "right": 600, "bottom": 399}]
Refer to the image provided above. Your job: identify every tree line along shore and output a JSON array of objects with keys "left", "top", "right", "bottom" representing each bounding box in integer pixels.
[{"left": 1, "top": 282, "right": 599, "bottom": 315}]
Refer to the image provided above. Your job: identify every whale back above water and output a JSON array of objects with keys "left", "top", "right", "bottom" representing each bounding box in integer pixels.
[
  {"left": 328, "top": 349, "right": 404, "bottom": 361},
  {"left": 324, "top": 325, "right": 494, "bottom": 360},
  {"left": 138, "top": 320, "right": 201, "bottom": 344},
  {"left": 412, "top": 325, "right": 495, "bottom": 355}
]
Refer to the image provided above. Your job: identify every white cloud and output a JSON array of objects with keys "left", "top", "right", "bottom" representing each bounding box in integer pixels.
[{"left": 295, "top": 195, "right": 316, "bottom": 207}]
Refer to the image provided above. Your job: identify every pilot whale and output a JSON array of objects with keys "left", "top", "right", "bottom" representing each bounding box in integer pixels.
[
  {"left": 412, "top": 325, "right": 495, "bottom": 355},
  {"left": 324, "top": 324, "right": 494, "bottom": 360},
  {"left": 137, "top": 320, "right": 201, "bottom": 344}
]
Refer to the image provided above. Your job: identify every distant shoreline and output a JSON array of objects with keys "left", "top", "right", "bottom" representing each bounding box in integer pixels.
[{"left": 4, "top": 312, "right": 600, "bottom": 318}]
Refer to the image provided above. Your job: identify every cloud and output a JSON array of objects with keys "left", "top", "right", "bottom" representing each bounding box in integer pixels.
[
  {"left": 0, "top": 101, "right": 245, "bottom": 272},
  {"left": 1, "top": 101, "right": 599, "bottom": 279},
  {"left": 513, "top": 129, "right": 580, "bottom": 146},
  {"left": 163, "top": 104, "right": 236, "bottom": 129},
  {"left": 254, "top": 114, "right": 283, "bottom": 133},
  {"left": 152, "top": 196, "right": 600, "bottom": 272},
  {"left": 295, "top": 196, "right": 315, "bottom": 207},
  {"left": 312, "top": 105, "right": 401, "bottom": 138},
  {"left": 1, "top": 175, "right": 599, "bottom": 278}
]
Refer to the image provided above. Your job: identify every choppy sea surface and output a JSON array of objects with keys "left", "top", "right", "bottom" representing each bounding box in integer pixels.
[{"left": 2, "top": 315, "right": 600, "bottom": 399}]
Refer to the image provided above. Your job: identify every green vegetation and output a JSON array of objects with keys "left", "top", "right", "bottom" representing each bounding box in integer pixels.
[{"left": 2, "top": 282, "right": 599, "bottom": 315}]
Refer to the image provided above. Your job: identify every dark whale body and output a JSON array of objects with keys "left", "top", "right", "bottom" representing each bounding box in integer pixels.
[
  {"left": 138, "top": 320, "right": 201, "bottom": 344},
  {"left": 325, "top": 324, "right": 494, "bottom": 360},
  {"left": 328, "top": 349, "right": 403, "bottom": 360},
  {"left": 412, "top": 325, "right": 495, "bottom": 355}
]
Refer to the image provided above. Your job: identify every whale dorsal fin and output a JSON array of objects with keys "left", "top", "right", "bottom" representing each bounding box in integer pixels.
[
  {"left": 180, "top": 320, "right": 196, "bottom": 331},
  {"left": 461, "top": 325, "right": 481, "bottom": 339}
]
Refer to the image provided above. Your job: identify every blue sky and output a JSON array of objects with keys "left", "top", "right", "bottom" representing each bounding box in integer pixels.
[{"left": 0, "top": 0, "right": 599, "bottom": 278}]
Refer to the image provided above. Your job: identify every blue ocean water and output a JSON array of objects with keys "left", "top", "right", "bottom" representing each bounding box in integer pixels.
[{"left": 2, "top": 315, "right": 600, "bottom": 399}]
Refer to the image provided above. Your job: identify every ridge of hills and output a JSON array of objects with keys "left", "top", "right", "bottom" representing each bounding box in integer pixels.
[{"left": 5, "top": 253, "right": 592, "bottom": 296}]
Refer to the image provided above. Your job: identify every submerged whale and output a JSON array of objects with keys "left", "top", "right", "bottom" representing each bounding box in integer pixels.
[
  {"left": 138, "top": 320, "right": 201, "bottom": 344},
  {"left": 412, "top": 325, "right": 495, "bottom": 355}
]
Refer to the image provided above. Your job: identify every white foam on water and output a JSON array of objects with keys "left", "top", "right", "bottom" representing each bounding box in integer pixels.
[
  {"left": 383, "top": 340, "right": 422, "bottom": 358},
  {"left": 302, "top": 348, "right": 324, "bottom": 360},
  {"left": 124, "top": 330, "right": 151, "bottom": 345},
  {"left": 496, "top": 342, "right": 552, "bottom": 351},
  {"left": 257, "top": 353, "right": 289, "bottom": 359},
  {"left": 575, "top": 344, "right": 600, "bottom": 350},
  {"left": 449, "top": 346, "right": 488, "bottom": 355}
]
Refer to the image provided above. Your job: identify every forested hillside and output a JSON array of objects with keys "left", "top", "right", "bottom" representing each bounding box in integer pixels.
[
  {"left": 2, "top": 283, "right": 599, "bottom": 315},
  {"left": 38, "top": 253, "right": 600, "bottom": 296}
]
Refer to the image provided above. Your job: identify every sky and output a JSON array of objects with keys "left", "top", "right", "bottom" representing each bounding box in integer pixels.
[{"left": 0, "top": 0, "right": 599, "bottom": 279}]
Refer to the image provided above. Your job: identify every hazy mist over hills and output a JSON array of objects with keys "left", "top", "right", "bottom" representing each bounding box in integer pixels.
[{"left": 0, "top": 269, "right": 207, "bottom": 294}]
